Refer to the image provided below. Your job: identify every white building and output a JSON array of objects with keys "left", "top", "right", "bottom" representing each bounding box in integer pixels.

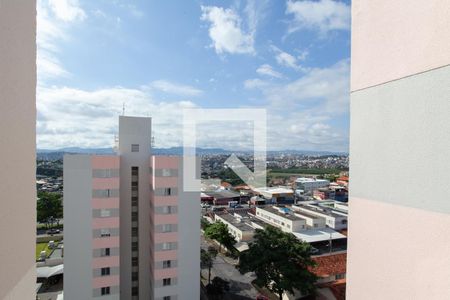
[
  {"left": 255, "top": 207, "right": 306, "bottom": 232},
  {"left": 252, "top": 187, "right": 294, "bottom": 204},
  {"left": 214, "top": 213, "right": 255, "bottom": 242},
  {"left": 295, "top": 178, "right": 330, "bottom": 194},
  {"left": 292, "top": 205, "right": 348, "bottom": 231},
  {"left": 64, "top": 117, "right": 199, "bottom": 300}
]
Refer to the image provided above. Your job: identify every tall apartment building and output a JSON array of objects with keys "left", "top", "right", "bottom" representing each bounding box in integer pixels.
[
  {"left": 348, "top": 1, "right": 450, "bottom": 299},
  {"left": 0, "top": 1, "right": 36, "bottom": 299},
  {"left": 64, "top": 116, "right": 200, "bottom": 300}
]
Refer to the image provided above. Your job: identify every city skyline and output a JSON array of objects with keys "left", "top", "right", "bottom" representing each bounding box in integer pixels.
[{"left": 37, "top": 0, "right": 351, "bottom": 152}]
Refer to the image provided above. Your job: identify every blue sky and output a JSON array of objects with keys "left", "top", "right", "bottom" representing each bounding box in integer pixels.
[{"left": 37, "top": 0, "right": 351, "bottom": 152}]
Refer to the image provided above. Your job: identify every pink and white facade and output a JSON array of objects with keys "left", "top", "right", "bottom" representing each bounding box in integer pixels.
[
  {"left": 348, "top": 1, "right": 450, "bottom": 299},
  {"left": 64, "top": 116, "right": 199, "bottom": 300}
]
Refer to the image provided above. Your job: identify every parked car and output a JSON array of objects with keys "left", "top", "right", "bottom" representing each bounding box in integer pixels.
[
  {"left": 310, "top": 247, "right": 319, "bottom": 254},
  {"left": 47, "top": 228, "right": 60, "bottom": 235}
]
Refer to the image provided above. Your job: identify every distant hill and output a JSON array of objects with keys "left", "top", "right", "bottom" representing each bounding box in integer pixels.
[{"left": 37, "top": 147, "right": 347, "bottom": 160}]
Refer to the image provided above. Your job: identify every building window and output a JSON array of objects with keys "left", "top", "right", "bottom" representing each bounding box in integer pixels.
[
  {"left": 101, "top": 287, "right": 110, "bottom": 295},
  {"left": 132, "top": 242, "right": 138, "bottom": 251},
  {"left": 132, "top": 212, "right": 138, "bottom": 221},
  {"left": 132, "top": 227, "right": 138, "bottom": 237},
  {"left": 163, "top": 278, "right": 171, "bottom": 286},
  {"left": 132, "top": 287, "right": 138, "bottom": 295},
  {"left": 336, "top": 273, "right": 345, "bottom": 280},
  {"left": 161, "top": 224, "right": 172, "bottom": 232},
  {"left": 132, "top": 257, "right": 138, "bottom": 266},
  {"left": 162, "top": 206, "right": 172, "bottom": 214},
  {"left": 100, "top": 228, "right": 110, "bottom": 237},
  {"left": 163, "top": 260, "right": 171, "bottom": 269},
  {"left": 164, "top": 188, "right": 172, "bottom": 196},
  {"left": 162, "top": 243, "right": 170, "bottom": 250},
  {"left": 101, "top": 267, "right": 110, "bottom": 276},
  {"left": 101, "top": 248, "right": 110, "bottom": 257},
  {"left": 162, "top": 168, "right": 171, "bottom": 177},
  {"left": 132, "top": 166, "right": 138, "bottom": 175},
  {"left": 132, "top": 272, "right": 138, "bottom": 281},
  {"left": 163, "top": 296, "right": 171, "bottom": 300},
  {"left": 100, "top": 209, "right": 111, "bottom": 217},
  {"left": 131, "top": 144, "right": 139, "bottom": 152}
]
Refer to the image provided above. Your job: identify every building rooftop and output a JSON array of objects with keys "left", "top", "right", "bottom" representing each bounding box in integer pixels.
[
  {"left": 292, "top": 227, "right": 346, "bottom": 243},
  {"left": 295, "top": 177, "right": 330, "bottom": 183},
  {"left": 216, "top": 213, "right": 255, "bottom": 232},
  {"left": 296, "top": 204, "right": 347, "bottom": 218},
  {"left": 309, "top": 253, "right": 347, "bottom": 278},
  {"left": 205, "top": 190, "right": 241, "bottom": 199},
  {"left": 293, "top": 210, "right": 321, "bottom": 220},
  {"left": 258, "top": 206, "right": 304, "bottom": 221},
  {"left": 253, "top": 186, "right": 294, "bottom": 195}
]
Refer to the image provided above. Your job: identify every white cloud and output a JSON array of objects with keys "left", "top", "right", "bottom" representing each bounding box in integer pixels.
[
  {"left": 37, "top": 2, "right": 67, "bottom": 79},
  {"left": 37, "top": 0, "right": 87, "bottom": 80},
  {"left": 245, "top": 59, "right": 350, "bottom": 151},
  {"left": 37, "top": 51, "right": 70, "bottom": 79},
  {"left": 149, "top": 80, "right": 203, "bottom": 97},
  {"left": 49, "top": 0, "right": 86, "bottom": 22},
  {"left": 37, "top": 85, "right": 198, "bottom": 149},
  {"left": 286, "top": 0, "right": 350, "bottom": 35},
  {"left": 266, "top": 59, "right": 349, "bottom": 114},
  {"left": 270, "top": 45, "right": 305, "bottom": 71},
  {"left": 200, "top": 6, "right": 255, "bottom": 54},
  {"left": 256, "top": 64, "right": 283, "bottom": 78}
]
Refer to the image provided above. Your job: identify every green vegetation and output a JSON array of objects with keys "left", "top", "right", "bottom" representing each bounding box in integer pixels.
[
  {"left": 201, "top": 246, "right": 218, "bottom": 284},
  {"left": 36, "top": 159, "right": 63, "bottom": 178},
  {"left": 201, "top": 218, "right": 211, "bottom": 230},
  {"left": 238, "top": 226, "right": 317, "bottom": 300},
  {"left": 36, "top": 242, "right": 52, "bottom": 260},
  {"left": 216, "top": 168, "right": 245, "bottom": 186},
  {"left": 37, "top": 191, "right": 63, "bottom": 229},
  {"left": 204, "top": 222, "right": 236, "bottom": 251}
]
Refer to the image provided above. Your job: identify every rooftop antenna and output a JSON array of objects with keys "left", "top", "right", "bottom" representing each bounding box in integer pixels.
[{"left": 122, "top": 102, "right": 125, "bottom": 116}]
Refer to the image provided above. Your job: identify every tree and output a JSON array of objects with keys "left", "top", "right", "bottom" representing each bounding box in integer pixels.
[
  {"left": 204, "top": 221, "right": 236, "bottom": 251},
  {"left": 206, "top": 276, "right": 230, "bottom": 297},
  {"left": 201, "top": 246, "right": 218, "bottom": 284},
  {"left": 201, "top": 217, "right": 211, "bottom": 230},
  {"left": 238, "top": 226, "right": 317, "bottom": 300},
  {"left": 37, "top": 192, "right": 63, "bottom": 229}
]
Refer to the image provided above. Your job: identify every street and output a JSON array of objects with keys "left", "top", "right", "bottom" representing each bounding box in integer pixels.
[{"left": 201, "top": 235, "right": 259, "bottom": 299}]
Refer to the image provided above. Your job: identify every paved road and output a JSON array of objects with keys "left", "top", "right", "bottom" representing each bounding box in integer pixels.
[{"left": 201, "top": 236, "right": 258, "bottom": 300}]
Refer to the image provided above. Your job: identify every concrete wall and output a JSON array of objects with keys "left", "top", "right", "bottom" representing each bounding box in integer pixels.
[
  {"left": 64, "top": 155, "right": 93, "bottom": 300},
  {"left": 118, "top": 116, "right": 152, "bottom": 299},
  {"left": 0, "top": 1, "right": 36, "bottom": 299},
  {"left": 176, "top": 157, "right": 200, "bottom": 300},
  {"left": 348, "top": 1, "right": 450, "bottom": 299}
]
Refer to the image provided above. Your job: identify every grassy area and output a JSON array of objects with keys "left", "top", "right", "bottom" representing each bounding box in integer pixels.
[
  {"left": 37, "top": 223, "right": 63, "bottom": 230},
  {"left": 36, "top": 242, "right": 53, "bottom": 260}
]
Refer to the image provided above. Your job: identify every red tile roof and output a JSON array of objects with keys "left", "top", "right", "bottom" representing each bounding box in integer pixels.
[
  {"left": 318, "top": 279, "right": 346, "bottom": 300},
  {"left": 309, "top": 253, "right": 347, "bottom": 278},
  {"left": 221, "top": 182, "right": 232, "bottom": 187}
]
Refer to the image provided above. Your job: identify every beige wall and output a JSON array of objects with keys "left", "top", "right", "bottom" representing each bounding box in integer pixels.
[
  {"left": 0, "top": 1, "right": 36, "bottom": 299},
  {"left": 348, "top": 1, "right": 450, "bottom": 299},
  {"left": 351, "top": 0, "right": 450, "bottom": 91}
]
